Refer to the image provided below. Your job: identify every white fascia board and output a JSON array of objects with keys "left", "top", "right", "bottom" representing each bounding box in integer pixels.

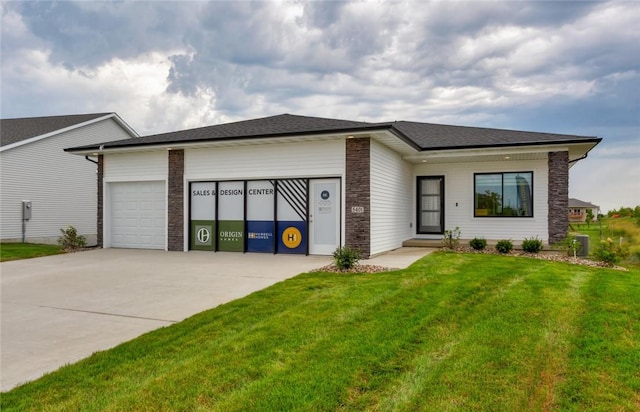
[
  {"left": 403, "top": 144, "right": 574, "bottom": 162},
  {"left": 68, "top": 132, "right": 357, "bottom": 156},
  {"left": 0, "top": 113, "right": 139, "bottom": 153},
  {"left": 109, "top": 113, "right": 140, "bottom": 138}
]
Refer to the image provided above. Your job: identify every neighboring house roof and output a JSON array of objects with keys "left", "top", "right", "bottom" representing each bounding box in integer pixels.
[
  {"left": 1, "top": 112, "right": 138, "bottom": 152},
  {"left": 65, "top": 113, "right": 602, "bottom": 153},
  {"left": 569, "top": 198, "right": 600, "bottom": 209}
]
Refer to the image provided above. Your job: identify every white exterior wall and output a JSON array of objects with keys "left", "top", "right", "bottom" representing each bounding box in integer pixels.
[
  {"left": 0, "top": 119, "right": 132, "bottom": 244},
  {"left": 102, "top": 151, "right": 168, "bottom": 249},
  {"left": 185, "top": 139, "right": 345, "bottom": 180},
  {"left": 413, "top": 158, "right": 549, "bottom": 242},
  {"left": 185, "top": 139, "right": 346, "bottom": 250},
  {"left": 370, "top": 140, "right": 413, "bottom": 256},
  {"left": 103, "top": 151, "right": 168, "bottom": 181}
]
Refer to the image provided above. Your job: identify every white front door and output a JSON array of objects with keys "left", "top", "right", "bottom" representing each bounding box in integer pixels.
[{"left": 309, "top": 178, "right": 341, "bottom": 255}]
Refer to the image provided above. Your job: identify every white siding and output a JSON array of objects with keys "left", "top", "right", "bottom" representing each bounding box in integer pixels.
[
  {"left": 185, "top": 140, "right": 345, "bottom": 180},
  {"left": 370, "top": 140, "right": 413, "bottom": 256},
  {"left": 0, "top": 119, "right": 132, "bottom": 244},
  {"left": 103, "top": 151, "right": 167, "bottom": 181},
  {"left": 413, "top": 159, "right": 549, "bottom": 242}
]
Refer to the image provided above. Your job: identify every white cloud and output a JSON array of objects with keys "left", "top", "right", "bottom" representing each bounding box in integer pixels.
[{"left": 1, "top": 1, "right": 638, "bottom": 169}]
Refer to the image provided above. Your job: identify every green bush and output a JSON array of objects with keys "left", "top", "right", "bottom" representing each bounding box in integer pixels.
[
  {"left": 58, "top": 225, "right": 86, "bottom": 251},
  {"left": 591, "top": 238, "right": 629, "bottom": 265},
  {"left": 469, "top": 237, "right": 487, "bottom": 251},
  {"left": 495, "top": 239, "right": 513, "bottom": 254},
  {"left": 333, "top": 246, "right": 361, "bottom": 270},
  {"left": 441, "top": 227, "right": 461, "bottom": 249},
  {"left": 522, "top": 236, "right": 543, "bottom": 253}
]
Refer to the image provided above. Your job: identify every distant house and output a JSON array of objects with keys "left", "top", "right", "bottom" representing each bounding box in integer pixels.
[
  {"left": 0, "top": 113, "right": 138, "bottom": 244},
  {"left": 568, "top": 198, "right": 600, "bottom": 223},
  {"left": 66, "top": 113, "right": 601, "bottom": 256}
]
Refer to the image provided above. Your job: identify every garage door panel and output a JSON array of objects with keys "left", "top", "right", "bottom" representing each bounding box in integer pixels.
[{"left": 110, "top": 182, "right": 166, "bottom": 249}]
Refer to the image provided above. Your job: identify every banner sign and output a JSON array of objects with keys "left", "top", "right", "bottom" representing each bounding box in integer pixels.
[
  {"left": 190, "top": 182, "right": 216, "bottom": 251},
  {"left": 218, "top": 181, "right": 244, "bottom": 251},
  {"left": 277, "top": 221, "right": 307, "bottom": 254},
  {"left": 247, "top": 180, "right": 275, "bottom": 253},
  {"left": 276, "top": 180, "right": 308, "bottom": 254}
]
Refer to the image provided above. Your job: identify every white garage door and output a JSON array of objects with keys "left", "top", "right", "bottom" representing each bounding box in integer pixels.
[{"left": 110, "top": 181, "right": 166, "bottom": 249}]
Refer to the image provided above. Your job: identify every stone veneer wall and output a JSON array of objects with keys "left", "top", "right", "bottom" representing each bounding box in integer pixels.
[
  {"left": 548, "top": 151, "right": 569, "bottom": 244},
  {"left": 97, "top": 155, "right": 104, "bottom": 248},
  {"left": 345, "top": 137, "right": 371, "bottom": 257},
  {"left": 168, "top": 149, "right": 184, "bottom": 251}
]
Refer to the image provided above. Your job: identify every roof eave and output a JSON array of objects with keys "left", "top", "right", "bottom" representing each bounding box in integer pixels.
[
  {"left": 2, "top": 113, "right": 139, "bottom": 153},
  {"left": 415, "top": 137, "right": 602, "bottom": 152},
  {"left": 65, "top": 124, "right": 396, "bottom": 154}
]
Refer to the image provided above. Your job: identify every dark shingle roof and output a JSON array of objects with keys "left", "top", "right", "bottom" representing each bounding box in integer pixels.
[
  {"left": 1, "top": 113, "right": 112, "bottom": 147},
  {"left": 66, "top": 113, "right": 601, "bottom": 152},
  {"left": 569, "top": 198, "right": 600, "bottom": 208},
  {"left": 391, "top": 121, "right": 599, "bottom": 150}
]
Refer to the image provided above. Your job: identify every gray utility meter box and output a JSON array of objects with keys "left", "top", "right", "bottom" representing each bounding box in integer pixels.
[{"left": 22, "top": 201, "right": 32, "bottom": 221}]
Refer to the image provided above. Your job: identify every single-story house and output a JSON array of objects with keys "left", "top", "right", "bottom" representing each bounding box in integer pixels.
[
  {"left": 568, "top": 198, "right": 600, "bottom": 222},
  {"left": 66, "top": 114, "right": 601, "bottom": 257},
  {"left": 0, "top": 113, "right": 138, "bottom": 244}
]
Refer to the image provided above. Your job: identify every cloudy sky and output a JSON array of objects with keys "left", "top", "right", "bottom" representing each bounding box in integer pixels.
[{"left": 1, "top": 0, "right": 638, "bottom": 211}]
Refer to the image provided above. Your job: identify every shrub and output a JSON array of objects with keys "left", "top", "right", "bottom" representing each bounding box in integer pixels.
[
  {"left": 469, "top": 237, "right": 487, "bottom": 251},
  {"left": 441, "top": 227, "right": 461, "bottom": 249},
  {"left": 522, "top": 236, "right": 543, "bottom": 253},
  {"left": 495, "top": 239, "right": 513, "bottom": 254},
  {"left": 58, "top": 225, "right": 86, "bottom": 251},
  {"left": 591, "top": 238, "right": 629, "bottom": 265},
  {"left": 333, "top": 246, "right": 361, "bottom": 270}
]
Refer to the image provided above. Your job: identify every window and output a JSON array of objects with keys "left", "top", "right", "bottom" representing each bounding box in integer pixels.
[{"left": 474, "top": 172, "right": 533, "bottom": 217}]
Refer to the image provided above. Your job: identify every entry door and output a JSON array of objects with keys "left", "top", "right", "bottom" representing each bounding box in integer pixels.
[
  {"left": 309, "top": 179, "right": 341, "bottom": 255},
  {"left": 417, "top": 176, "right": 444, "bottom": 234}
]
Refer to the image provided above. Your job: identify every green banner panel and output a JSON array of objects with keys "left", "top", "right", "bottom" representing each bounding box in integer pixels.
[
  {"left": 218, "top": 220, "right": 245, "bottom": 252},
  {"left": 190, "top": 220, "right": 216, "bottom": 251}
]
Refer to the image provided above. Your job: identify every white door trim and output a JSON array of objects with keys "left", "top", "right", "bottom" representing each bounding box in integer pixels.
[{"left": 309, "top": 178, "right": 341, "bottom": 255}]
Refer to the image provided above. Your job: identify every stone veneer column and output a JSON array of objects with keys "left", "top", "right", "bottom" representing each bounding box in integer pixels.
[
  {"left": 345, "top": 137, "right": 371, "bottom": 257},
  {"left": 97, "top": 155, "right": 104, "bottom": 248},
  {"left": 168, "top": 149, "right": 184, "bottom": 251},
  {"left": 548, "top": 151, "right": 569, "bottom": 244}
]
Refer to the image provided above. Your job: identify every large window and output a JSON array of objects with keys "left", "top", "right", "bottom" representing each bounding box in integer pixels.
[{"left": 474, "top": 172, "right": 533, "bottom": 217}]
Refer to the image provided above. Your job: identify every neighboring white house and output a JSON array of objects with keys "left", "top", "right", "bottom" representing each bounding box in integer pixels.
[
  {"left": 569, "top": 198, "right": 600, "bottom": 222},
  {"left": 66, "top": 113, "right": 601, "bottom": 257},
  {"left": 1, "top": 113, "right": 138, "bottom": 244}
]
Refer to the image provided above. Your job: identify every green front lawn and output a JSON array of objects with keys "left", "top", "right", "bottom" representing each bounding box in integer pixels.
[
  {"left": 2, "top": 252, "right": 638, "bottom": 411},
  {"left": 0, "top": 243, "right": 64, "bottom": 262}
]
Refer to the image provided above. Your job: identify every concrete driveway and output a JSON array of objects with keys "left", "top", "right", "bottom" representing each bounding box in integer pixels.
[
  {"left": 1, "top": 249, "right": 333, "bottom": 391},
  {"left": 1, "top": 247, "right": 433, "bottom": 391}
]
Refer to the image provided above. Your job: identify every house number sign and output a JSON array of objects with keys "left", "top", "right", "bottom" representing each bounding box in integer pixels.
[{"left": 351, "top": 206, "right": 365, "bottom": 214}]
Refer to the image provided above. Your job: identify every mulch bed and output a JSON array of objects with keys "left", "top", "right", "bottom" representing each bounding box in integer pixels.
[
  {"left": 312, "top": 264, "right": 399, "bottom": 274},
  {"left": 313, "top": 247, "right": 628, "bottom": 273},
  {"left": 452, "top": 247, "right": 628, "bottom": 271}
]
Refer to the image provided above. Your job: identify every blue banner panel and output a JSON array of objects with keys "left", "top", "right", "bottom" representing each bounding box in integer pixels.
[
  {"left": 247, "top": 221, "right": 275, "bottom": 253},
  {"left": 277, "top": 221, "right": 307, "bottom": 254}
]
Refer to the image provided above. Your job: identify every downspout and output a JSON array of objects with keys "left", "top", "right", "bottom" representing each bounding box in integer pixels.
[
  {"left": 84, "top": 156, "right": 99, "bottom": 165},
  {"left": 568, "top": 153, "right": 588, "bottom": 164}
]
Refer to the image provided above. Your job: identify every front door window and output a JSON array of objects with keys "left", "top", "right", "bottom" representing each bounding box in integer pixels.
[{"left": 417, "top": 176, "right": 444, "bottom": 234}]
